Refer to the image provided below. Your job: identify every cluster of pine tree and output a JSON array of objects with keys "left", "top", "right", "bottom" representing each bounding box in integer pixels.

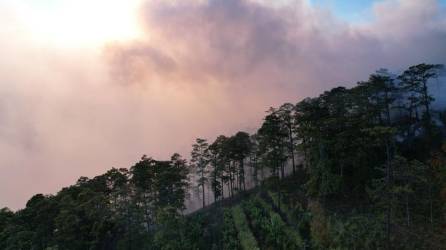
[
  {"left": 0, "top": 155, "right": 197, "bottom": 249},
  {"left": 1, "top": 63, "right": 445, "bottom": 249}
]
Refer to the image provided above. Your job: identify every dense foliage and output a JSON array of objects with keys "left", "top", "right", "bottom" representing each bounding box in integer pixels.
[{"left": 0, "top": 155, "right": 193, "bottom": 249}]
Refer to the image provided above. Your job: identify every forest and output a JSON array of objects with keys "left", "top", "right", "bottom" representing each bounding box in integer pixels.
[{"left": 1, "top": 63, "right": 446, "bottom": 249}]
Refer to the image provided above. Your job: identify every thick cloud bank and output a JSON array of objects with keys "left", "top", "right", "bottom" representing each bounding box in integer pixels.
[
  {"left": 109, "top": 0, "right": 446, "bottom": 95},
  {"left": 1, "top": 0, "right": 446, "bottom": 209}
]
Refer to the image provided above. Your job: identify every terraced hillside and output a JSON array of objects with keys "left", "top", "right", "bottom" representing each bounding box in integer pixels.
[
  {"left": 187, "top": 171, "right": 446, "bottom": 250},
  {"left": 184, "top": 175, "right": 329, "bottom": 249}
]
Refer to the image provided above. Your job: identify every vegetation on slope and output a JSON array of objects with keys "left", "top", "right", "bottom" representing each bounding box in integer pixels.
[
  {"left": 242, "top": 196, "right": 303, "bottom": 250},
  {"left": 231, "top": 206, "right": 259, "bottom": 250},
  {"left": 1, "top": 63, "right": 446, "bottom": 249}
]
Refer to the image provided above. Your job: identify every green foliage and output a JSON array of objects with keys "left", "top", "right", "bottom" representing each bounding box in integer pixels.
[
  {"left": 329, "top": 215, "right": 386, "bottom": 249},
  {"left": 257, "top": 109, "right": 289, "bottom": 177},
  {"left": 242, "top": 197, "right": 303, "bottom": 250},
  {"left": 153, "top": 207, "right": 201, "bottom": 250},
  {"left": 308, "top": 201, "right": 385, "bottom": 249},
  {"left": 267, "top": 191, "right": 309, "bottom": 233},
  {"left": 208, "top": 131, "right": 253, "bottom": 200},
  {"left": 209, "top": 135, "right": 229, "bottom": 200},
  {"left": 306, "top": 159, "right": 342, "bottom": 197},
  {"left": 1, "top": 155, "right": 190, "bottom": 250},
  {"left": 222, "top": 209, "right": 241, "bottom": 250},
  {"left": 231, "top": 206, "right": 260, "bottom": 250}
]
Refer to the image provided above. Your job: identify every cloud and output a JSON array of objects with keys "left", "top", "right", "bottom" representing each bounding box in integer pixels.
[
  {"left": 1, "top": 0, "right": 446, "bottom": 210},
  {"left": 109, "top": 0, "right": 446, "bottom": 94}
]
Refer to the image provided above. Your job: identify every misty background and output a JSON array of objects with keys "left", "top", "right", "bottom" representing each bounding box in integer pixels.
[{"left": 1, "top": 0, "right": 446, "bottom": 210}]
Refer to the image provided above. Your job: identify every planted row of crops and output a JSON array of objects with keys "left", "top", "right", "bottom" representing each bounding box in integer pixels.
[
  {"left": 242, "top": 196, "right": 304, "bottom": 250},
  {"left": 267, "top": 191, "right": 311, "bottom": 228},
  {"left": 222, "top": 209, "right": 241, "bottom": 250},
  {"left": 231, "top": 206, "right": 260, "bottom": 250},
  {"left": 268, "top": 191, "right": 296, "bottom": 222},
  {"left": 266, "top": 191, "right": 312, "bottom": 248}
]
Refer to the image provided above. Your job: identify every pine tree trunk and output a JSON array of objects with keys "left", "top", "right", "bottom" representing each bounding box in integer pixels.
[
  {"left": 214, "top": 180, "right": 217, "bottom": 204},
  {"left": 229, "top": 171, "right": 233, "bottom": 198},
  {"left": 422, "top": 80, "right": 432, "bottom": 138},
  {"left": 240, "top": 159, "right": 246, "bottom": 191},
  {"left": 261, "top": 166, "right": 264, "bottom": 187},
  {"left": 221, "top": 177, "right": 225, "bottom": 199},
  {"left": 235, "top": 172, "right": 238, "bottom": 193},
  {"left": 202, "top": 170, "right": 206, "bottom": 208},
  {"left": 252, "top": 156, "right": 258, "bottom": 187},
  {"left": 281, "top": 162, "right": 285, "bottom": 179},
  {"left": 289, "top": 126, "right": 296, "bottom": 175},
  {"left": 238, "top": 162, "right": 242, "bottom": 192},
  {"left": 303, "top": 137, "right": 309, "bottom": 169}
]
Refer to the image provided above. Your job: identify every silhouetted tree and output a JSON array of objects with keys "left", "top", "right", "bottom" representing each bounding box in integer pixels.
[{"left": 191, "top": 138, "right": 210, "bottom": 208}]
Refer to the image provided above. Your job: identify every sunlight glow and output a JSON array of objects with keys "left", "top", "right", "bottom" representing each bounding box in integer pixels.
[{"left": 24, "top": 0, "right": 143, "bottom": 48}]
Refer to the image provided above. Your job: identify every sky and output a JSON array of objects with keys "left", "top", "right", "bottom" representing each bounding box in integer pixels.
[
  {"left": 1, "top": 0, "right": 446, "bottom": 210},
  {"left": 310, "top": 0, "right": 377, "bottom": 22}
]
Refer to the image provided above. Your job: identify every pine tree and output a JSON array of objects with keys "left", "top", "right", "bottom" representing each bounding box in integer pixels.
[{"left": 191, "top": 138, "right": 210, "bottom": 208}]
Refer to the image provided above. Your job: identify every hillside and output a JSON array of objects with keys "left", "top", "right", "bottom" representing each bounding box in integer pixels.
[
  {"left": 185, "top": 172, "right": 446, "bottom": 250},
  {"left": 1, "top": 63, "right": 446, "bottom": 249}
]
